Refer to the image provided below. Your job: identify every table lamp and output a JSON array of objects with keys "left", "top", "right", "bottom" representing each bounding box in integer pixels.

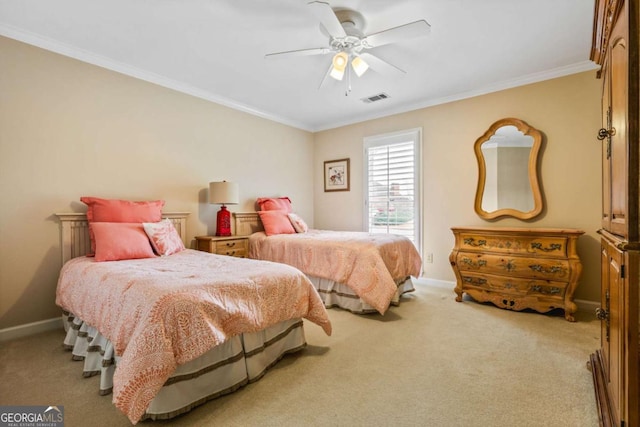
[{"left": 209, "top": 181, "right": 239, "bottom": 236}]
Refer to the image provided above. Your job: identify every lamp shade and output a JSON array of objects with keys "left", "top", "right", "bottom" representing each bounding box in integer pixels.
[{"left": 209, "top": 181, "right": 239, "bottom": 205}]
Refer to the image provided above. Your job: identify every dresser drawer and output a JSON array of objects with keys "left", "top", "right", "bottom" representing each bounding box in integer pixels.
[
  {"left": 459, "top": 271, "right": 567, "bottom": 298},
  {"left": 455, "top": 252, "right": 570, "bottom": 281},
  {"left": 458, "top": 232, "right": 568, "bottom": 257},
  {"left": 195, "top": 236, "right": 249, "bottom": 258},
  {"left": 214, "top": 239, "right": 247, "bottom": 257}
]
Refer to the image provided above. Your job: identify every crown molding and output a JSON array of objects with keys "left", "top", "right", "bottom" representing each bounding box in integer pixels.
[
  {"left": 0, "top": 25, "right": 313, "bottom": 132},
  {"left": 311, "top": 60, "right": 601, "bottom": 132},
  {"left": 1, "top": 24, "right": 599, "bottom": 134}
]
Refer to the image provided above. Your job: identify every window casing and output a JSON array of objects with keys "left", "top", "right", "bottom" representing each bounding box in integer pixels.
[{"left": 363, "top": 128, "right": 421, "bottom": 252}]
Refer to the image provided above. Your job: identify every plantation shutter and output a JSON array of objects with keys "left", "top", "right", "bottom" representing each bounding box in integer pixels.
[{"left": 364, "top": 129, "right": 421, "bottom": 247}]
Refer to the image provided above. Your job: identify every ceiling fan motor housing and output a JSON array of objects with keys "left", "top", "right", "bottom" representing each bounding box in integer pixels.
[{"left": 323, "top": 8, "right": 366, "bottom": 54}]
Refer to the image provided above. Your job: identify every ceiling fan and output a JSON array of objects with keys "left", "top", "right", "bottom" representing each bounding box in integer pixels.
[{"left": 265, "top": 1, "right": 431, "bottom": 95}]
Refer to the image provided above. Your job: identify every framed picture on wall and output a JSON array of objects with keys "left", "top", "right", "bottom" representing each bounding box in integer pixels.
[{"left": 324, "top": 158, "right": 350, "bottom": 192}]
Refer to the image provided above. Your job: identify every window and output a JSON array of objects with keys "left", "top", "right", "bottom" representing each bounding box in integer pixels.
[{"left": 364, "top": 128, "right": 421, "bottom": 250}]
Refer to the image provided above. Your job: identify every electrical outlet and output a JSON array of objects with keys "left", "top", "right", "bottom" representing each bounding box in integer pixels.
[{"left": 426, "top": 253, "right": 433, "bottom": 263}]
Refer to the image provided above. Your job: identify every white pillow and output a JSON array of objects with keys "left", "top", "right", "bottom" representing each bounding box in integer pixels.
[
  {"left": 287, "top": 213, "right": 309, "bottom": 233},
  {"left": 143, "top": 219, "right": 186, "bottom": 256}
]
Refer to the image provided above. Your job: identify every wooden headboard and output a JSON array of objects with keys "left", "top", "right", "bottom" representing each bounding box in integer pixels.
[
  {"left": 55, "top": 212, "right": 190, "bottom": 265},
  {"left": 233, "top": 212, "right": 264, "bottom": 236}
]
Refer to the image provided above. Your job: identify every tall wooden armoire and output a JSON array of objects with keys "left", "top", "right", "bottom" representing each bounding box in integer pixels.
[{"left": 590, "top": 0, "right": 640, "bottom": 426}]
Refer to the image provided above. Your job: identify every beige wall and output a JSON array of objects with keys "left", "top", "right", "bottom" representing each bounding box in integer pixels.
[
  {"left": 314, "top": 71, "right": 603, "bottom": 303},
  {"left": 0, "top": 34, "right": 603, "bottom": 331},
  {"left": 0, "top": 37, "right": 314, "bottom": 329}
]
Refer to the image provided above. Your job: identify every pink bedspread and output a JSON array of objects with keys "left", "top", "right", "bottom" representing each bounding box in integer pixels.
[
  {"left": 56, "top": 249, "right": 331, "bottom": 424},
  {"left": 248, "top": 230, "right": 422, "bottom": 314}
]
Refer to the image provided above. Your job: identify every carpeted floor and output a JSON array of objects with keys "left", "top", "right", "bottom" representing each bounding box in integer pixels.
[{"left": 0, "top": 283, "right": 600, "bottom": 426}]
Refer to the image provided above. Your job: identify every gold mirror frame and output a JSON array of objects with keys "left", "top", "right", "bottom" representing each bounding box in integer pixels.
[{"left": 473, "top": 118, "right": 543, "bottom": 220}]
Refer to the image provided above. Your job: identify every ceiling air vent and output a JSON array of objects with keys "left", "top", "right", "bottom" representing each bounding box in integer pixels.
[{"left": 361, "top": 93, "right": 390, "bottom": 104}]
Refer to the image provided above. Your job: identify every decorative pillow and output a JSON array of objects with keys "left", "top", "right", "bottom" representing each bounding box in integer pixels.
[
  {"left": 288, "top": 213, "right": 309, "bottom": 233},
  {"left": 143, "top": 219, "right": 185, "bottom": 256},
  {"left": 92, "top": 222, "right": 156, "bottom": 262},
  {"left": 80, "top": 197, "right": 165, "bottom": 255},
  {"left": 257, "top": 197, "right": 292, "bottom": 213},
  {"left": 258, "top": 210, "right": 296, "bottom": 236}
]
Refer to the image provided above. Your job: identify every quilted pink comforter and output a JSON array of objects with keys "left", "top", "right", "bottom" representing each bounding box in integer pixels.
[
  {"left": 248, "top": 230, "right": 422, "bottom": 314},
  {"left": 56, "top": 249, "right": 331, "bottom": 424}
]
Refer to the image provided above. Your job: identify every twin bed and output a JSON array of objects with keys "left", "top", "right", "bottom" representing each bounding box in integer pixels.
[
  {"left": 55, "top": 199, "right": 421, "bottom": 424},
  {"left": 234, "top": 212, "right": 422, "bottom": 315},
  {"left": 56, "top": 212, "right": 331, "bottom": 424}
]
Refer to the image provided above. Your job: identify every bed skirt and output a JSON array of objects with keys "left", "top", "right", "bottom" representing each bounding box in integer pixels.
[
  {"left": 61, "top": 312, "right": 306, "bottom": 420},
  {"left": 308, "top": 276, "right": 415, "bottom": 314}
]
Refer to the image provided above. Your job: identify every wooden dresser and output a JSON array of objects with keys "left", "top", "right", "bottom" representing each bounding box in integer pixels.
[{"left": 450, "top": 227, "right": 584, "bottom": 321}]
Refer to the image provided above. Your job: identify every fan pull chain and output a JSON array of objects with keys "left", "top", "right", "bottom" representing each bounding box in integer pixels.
[{"left": 345, "top": 59, "right": 352, "bottom": 96}]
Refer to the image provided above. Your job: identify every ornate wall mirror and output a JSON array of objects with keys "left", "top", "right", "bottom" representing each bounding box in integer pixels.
[{"left": 474, "top": 118, "right": 543, "bottom": 220}]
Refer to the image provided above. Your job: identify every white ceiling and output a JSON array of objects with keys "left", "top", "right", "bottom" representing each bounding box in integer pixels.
[{"left": 0, "top": 0, "right": 598, "bottom": 132}]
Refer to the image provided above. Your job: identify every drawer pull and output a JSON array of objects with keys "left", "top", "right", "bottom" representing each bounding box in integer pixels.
[
  {"left": 463, "top": 238, "right": 486, "bottom": 247},
  {"left": 226, "top": 242, "right": 237, "bottom": 247},
  {"left": 529, "top": 265, "right": 565, "bottom": 275},
  {"left": 530, "top": 242, "right": 562, "bottom": 252},
  {"left": 461, "top": 258, "right": 487, "bottom": 268},
  {"left": 463, "top": 277, "right": 487, "bottom": 285},
  {"left": 530, "top": 285, "right": 562, "bottom": 295}
]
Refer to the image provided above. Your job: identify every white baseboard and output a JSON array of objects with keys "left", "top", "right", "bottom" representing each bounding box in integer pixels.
[
  {"left": 414, "top": 277, "right": 454, "bottom": 289},
  {"left": 0, "top": 317, "right": 62, "bottom": 342},
  {"left": 417, "top": 276, "right": 599, "bottom": 315}
]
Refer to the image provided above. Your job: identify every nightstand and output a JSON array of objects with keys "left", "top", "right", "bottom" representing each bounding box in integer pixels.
[{"left": 195, "top": 235, "right": 249, "bottom": 258}]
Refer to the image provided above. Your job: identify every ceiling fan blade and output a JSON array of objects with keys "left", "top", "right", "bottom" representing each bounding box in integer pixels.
[
  {"left": 363, "top": 20, "right": 431, "bottom": 48},
  {"left": 318, "top": 62, "right": 334, "bottom": 90},
  {"left": 359, "top": 53, "right": 405, "bottom": 76},
  {"left": 265, "top": 47, "right": 331, "bottom": 59},
  {"left": 308, "top": 1, "right": 346, "bottom": 38}
]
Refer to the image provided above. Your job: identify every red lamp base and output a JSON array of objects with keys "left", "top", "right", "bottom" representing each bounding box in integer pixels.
[{"left": 216, "top": 205, "right": 232, "bottom": 236}]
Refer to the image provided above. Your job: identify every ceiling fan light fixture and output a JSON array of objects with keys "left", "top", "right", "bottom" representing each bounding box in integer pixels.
[
  {"left": 329, "top": 67, "right": 345, "bottom": 81},
  {"left": 351, "top": 55, "right": 369, "bottom": 77},
  {"left": 332, "top": 51, "right": 348, "bottom": 69},
  {"left": 330, "top": 51, "right": 348, "bottom": 80}
]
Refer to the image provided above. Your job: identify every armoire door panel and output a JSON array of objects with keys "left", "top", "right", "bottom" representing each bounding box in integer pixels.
[
  {"left": 609, "top": 33, "right": 628, "bottom": 239},
  {"left": 607, "top": 243, "right": 624, "bottom": 422},
  {"left": 602, "top": 61, "right": 612, "bottom": 232},
  {"left": 600, "top": 242, "right": 611, "bottom": 371}
]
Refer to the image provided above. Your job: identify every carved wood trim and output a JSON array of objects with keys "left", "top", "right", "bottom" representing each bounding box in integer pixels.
[
  {"left": 473, "top": 118, "right": 543, "bottom": 220},
  {"left": 590, "top": 350, "right": 618, "bottom": 427},
  {"left": 591, "top": 0, "right": 623, "bottom": 70}
]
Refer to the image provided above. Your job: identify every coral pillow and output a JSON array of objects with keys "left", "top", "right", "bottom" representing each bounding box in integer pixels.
[
  {"left": 288, "top": 213, "right": 309, "bottom": 233},
  {"left": 143, "top": 219, "right": 185, "bottom": 256},
  {"left": 258, "top": 210, "right": 296, "bottom": 236},
  {"left": 257, "top": 197, "right": 292, "bottom": 213},
  {"left": 81, "top": 197, "right": 165, "bottom": 255},
  {"left": 92, "top": 222, "right": 156, "bottom": 262}
]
